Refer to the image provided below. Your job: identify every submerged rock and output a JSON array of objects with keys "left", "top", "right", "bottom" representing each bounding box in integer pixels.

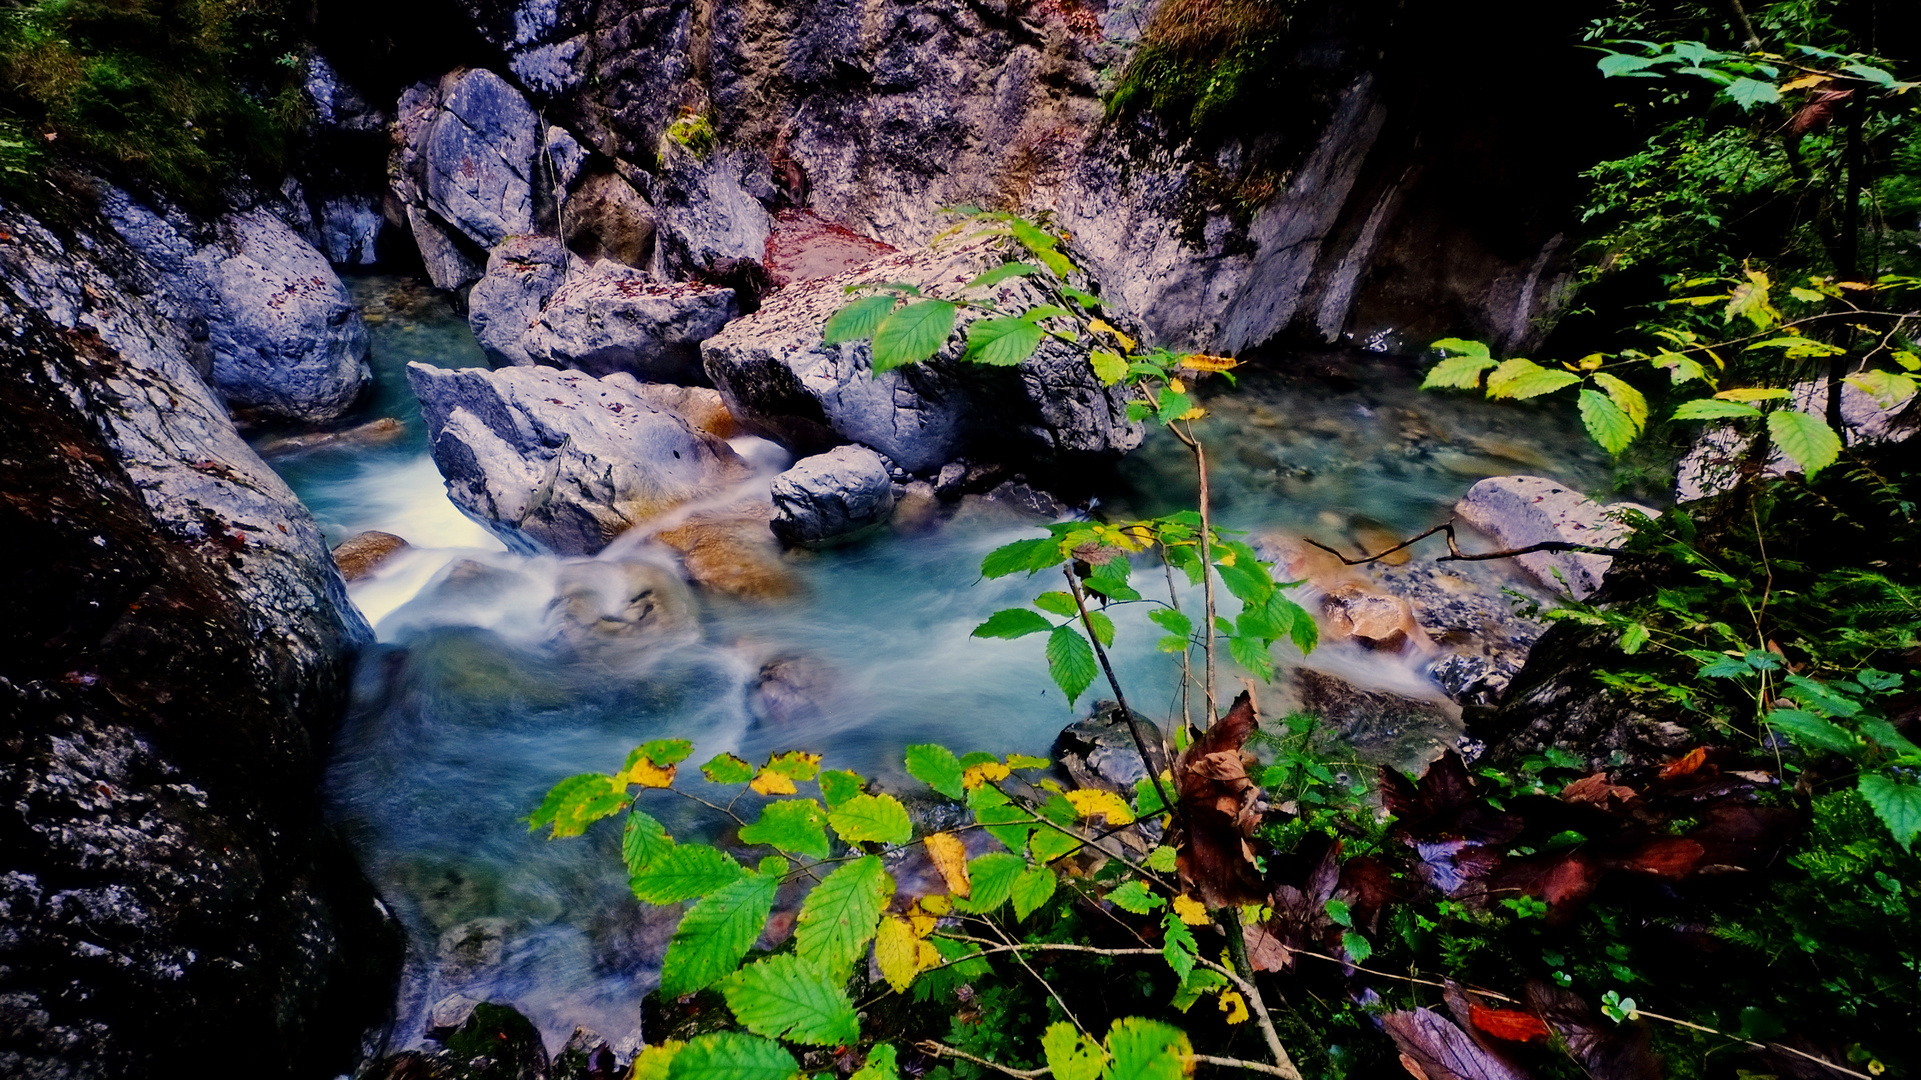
[
  {"left": 1319, "top": 582, "right": 1422, "bottom": 652},
  {"left": 769, "top": 444, "right": 896, "bottom": 546},
  {"left": 653, "top": 503, "right": 795, "bottom": 600},
  {"left": 1453, "top": 476, "right": 1652, "bottom": 599},
  {"left": 523, "top": 262, "right": 738, "bottom": 383},
  {"left": 547, "top": 559, "right": 694, "bottom": 646},
  {"left": 408, "top": 363, "right": 752, "bottom": 555},
  {"left": 334, "top": 530, "right": 411, "bottom": 580}
]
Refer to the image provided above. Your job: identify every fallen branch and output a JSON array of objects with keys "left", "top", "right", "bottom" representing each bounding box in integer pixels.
[{"left": 1301, "top": 520, "right": 1624, "bottom": 567}]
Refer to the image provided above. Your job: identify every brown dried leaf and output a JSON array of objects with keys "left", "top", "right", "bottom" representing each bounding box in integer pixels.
[
  {"left": 1173, "top": 691, "right": 1266, "bottom": 907},
  {"left": 1382, "top": 1008, "right": 1533, "bottom": 1080}
]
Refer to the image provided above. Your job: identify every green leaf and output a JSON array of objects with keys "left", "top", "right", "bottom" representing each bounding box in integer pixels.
[
  {"left": 1030, "top": 827, "right": 1083, "bottom": 864},
  {"left": 962, "top": 852, "right": 1027, "bottom": 912},
  {"left": 1323, "top": 898, "right": 1353, "bottom": 927},
  {"left": 1106, "top": 880, "right": 1163, "bottom": 914},
  {"left": 1716, "top": 387, "right": 1792, "bottom": 401},
  {"left": 1085, "top": 610, "right": 1116, "bottom": 649},
  {"left": 1161, "top": 913, "right": 1198, "bottom": 982},
  {"left": 1226, "top": 633, "right": 1274, "bottom": 681},
  {"left": 659, "top": 871, "right": 781, "bottom": 996},
  {"left": 738, "top": 799, "right": 831, "bottom": 859},
  {"left": 973, "top": 608, "right": 1055, "bottom": 639},
  {"left": 1430, "top": 337, "right": 1492, "bottom": 357},
  {"left": 1672, "top": 399, "right": 1763, "bottom": 421},
  {"left": 871, "top": 301, "right": 957, "bottom": 373},
  {"left": 1103, "top": 1017, "right": 1191, "bottom": 1080},
  {"left": 1090, "top": 349, "right": 1128, "bottom": 386},
  {"left": 529, "top": 773, "right": 624, "bottom": 838},
  {"left": 1579, "top": 388, "right": 1638, "bottom": 454},
  {"left": 1767, "top": 410, "right": 1843, "bottom": 476},
  {"left": 1723, "top": 77, "right": 1781, "bottom": 110},
  {"left": 1858, "top": 774, "right": 1921, "bottom": 850},
  {"left": 1596, "top": 51, "right": 1659, "bottom": 77},
  {"left": 666, "top": 1033, "right": 798, "bottom": 1080},
  {"left": 823, "top": 295, "right": 896, "bottom": 345},
  {"left": 1144, "top": 845, "right": 1177, "bottom": 872},
  {"left": 1844, "top": 370, "right": 1919, "bottom": 408},
  {"left": 904, "top": 744, "right": 966, "bottom": 799},
  {"left": 1170, "top": 968, "right": 1230, "bottom": 1012},
  {"left": 623, "top": 810, "right": 674, "bottom": 876},
  {"left": 632, "top": 1042, "right": 684, "bottom": 1080},
  {"left": 1487, "top": 358, "right": 1580, "bottom": 400},
  {"left": 638, "top": 739, "right": 696, "bottom": 766},
  {"left": 702, "top": 753, "right": 756, "bottom": 784},
  {"left": 1011, "top": 865, "right": 1058, "bottom": 919},
  {"left": 1007, "top": 753, "right": 1051, "bottom": 770},
  {"left": 795, "top": 856, "right": 892, "bottom": 978},
  {"left": 1341, "top": 930, "right": 1373, "bottom": 963},
  {"left": 1010, "top": 217, "right": 1060, "bottom": 252},
  {"left": 1422, "top": 355, "right": 1497, "bottom": 390},
  {"left": 850, "top": 1045, "right": 899, "bottom": 1080},
  {"left": 1148, "top": 608, "right": 1192, "bottom": 639},
  {"left": 973, "top": 797, "right": 1036, "bottom": 853},
  {"left": 763, "top": 751, "right": 822, "bottom": 782},
  {"left": 818, "top": 770, "right": 864, "bottom": 808},
  {"left": 1021, "top": 304, "right": 1072, "bottom": 323},
  {"left": 1033, "top": 591, "right": 1079, "bottom": 617},
  {"left": 1061, "top": 286, "right": 1105, "bottom": 309},
  {"left": 1155, "top": 388, "right": 1192, "bottom": 424},
  {"left": 962, "top": 263, "right": 1038, "bottom": 290},
  {"left": 1046, "top": 625, "right": 1099, "bottom": 704},
  {"left": 1593, "top": 372, "right": 1649, "bottom": 432},
  {"left": 982, "top": 537, "right": 1063, "bottom": 578},
  {"left": 631, "top": 844, "right": 749, "bottom": 905},
  {"left": 1043, "top": 1023, "right": 1106, "bottom": 1080},
  {"left": 827, "top": 793, "right": 913, "bottom": 846},
  {"left": 720, "top": 955, "right": 859, "bottom": 1045},
  {"left": 965, "top": 316, "right": 1045, "bottom": 366},
  {"left": 1765, "top": 708, "right": 1859, "bottom": 755}
]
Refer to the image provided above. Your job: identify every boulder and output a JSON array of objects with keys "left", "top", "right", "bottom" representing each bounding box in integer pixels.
[
  {"left": 1368, "top": 560, "right": 1547, "bottom": 711},
  {"left": 407, "top": 363, "right": 753, "bottom": 555},
  {"left": 1294, "top": 670, "right": 1461, "bottom": 772},
  {"left": 522, "top": 261, "right": 738, "bottom": 383},
  {"left": 769, "top": 444, "right": 896, "bottom": 546},
  {"left": 650, "top": 146, "right": 774, "bottom": 279},
  {"left": 469, "top": 235, "right": 577, "bottom": 366},
  {"left": 701, "top": 237, "right": 1142, "bottom": 474},
  {"left": 407, "top": 204, "right": 486, "bottom": 290},
  {"left": 563, "top": 171, "right": 657, "bottom": 268},
  {"left": 333, "top": 530, "right": 410, "bottom": 580},
  {"left": 423, "top": 68, "right": 540, "bottom": 248},
  {"left": 1453, "top": 476, "right": 1652, "bottom": 599},
  {"left": 624, "top": 383, "right": 740, "bottom": 438},
  {"left": 100, "top": 190, "right": 371, "bottom": 422},
  {"left": 1054, "top": 703, "right": 1168, "bottom": 793},
  {"left": 1319, "top": 582, "right": 1421, "bottom": 652},
  {"left": 653, "top": 503, "right": 796, "bottom": 600}
]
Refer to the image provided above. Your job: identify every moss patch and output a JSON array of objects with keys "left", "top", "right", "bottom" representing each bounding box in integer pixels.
[{"left": 1108, "top": 0, "right": 1298, "bottom": 133}]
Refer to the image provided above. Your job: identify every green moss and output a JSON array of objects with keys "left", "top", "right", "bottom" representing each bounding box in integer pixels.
[
  {"left": 665, "top": 111, "right": 717, "bottom": 157},
  {"left": 1108, "top": 0, "right": 1298, "bottom": 133}
]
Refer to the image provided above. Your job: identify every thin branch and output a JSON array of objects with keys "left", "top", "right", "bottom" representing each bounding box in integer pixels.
[
  {"left": 1066, "top": 567, "right": 1179, "bottom": 828},
  {"left": 1300, "top": 520, "right": 1625, "bottom": 567},
  {"left": 916, "top": 1041, "right": 1048, "bottom": 1078}
]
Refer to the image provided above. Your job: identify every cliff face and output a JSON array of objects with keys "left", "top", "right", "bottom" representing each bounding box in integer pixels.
[
  {"left": 0, "top": 193, "right": 397, "bottom": 1078},
  {"left": 338, "top": 0, "right": 1609, "bottom": 356}
]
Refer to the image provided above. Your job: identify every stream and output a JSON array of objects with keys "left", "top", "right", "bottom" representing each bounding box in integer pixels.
[{"left": 253, "top": 275, "right": 1612, "bottom": 1053}]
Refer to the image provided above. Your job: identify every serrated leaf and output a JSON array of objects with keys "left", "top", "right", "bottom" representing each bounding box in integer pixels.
[
  {"left": 720, "top": 955, "right": 859, "bottom": 1046},
  {"left": 962, "top": 852, "right": 1026, "bottom": 912},
  {"left": 637, "top": 739, "right": 695, "bottom": 766},
  {"left": 1090, "top": 349, "right": 1128, "bottom": 386},
  {"left": 1226, "top": 633, "right": 1274, "bottom": 681},
  {"left": 1430, "top": 337, "right": 1492, "bottom": 357},
  {"left": 1423, "top": 355, "right": 1498, "bottom": 390},
  {"left": 623, "top": 810, "right": 674, "bottom": 876},
  {"left": 1011, "top": 865, "right": 1057, "bottom": 919},
  {"left": 659, "top": 871, "right": 781, "bottom": 996},
  {"left": 738, "top": 799, "right": 831, "bottom": 859},
  {"left": 827, "top": 793, "right": 913, "bottom": 846},
  {"left": 973, "top": 608, "right": 1055, "bottom": 639},
  {"left": 904, "top": 744, "right": 965, "bottom": 798},
  {"left": 1672, "top": 399, "right": 1763, "bottom": 421},
  {"left": 1030, "top": 827, "right": 1083, "bottom": 864},
  {"left": 1767, "top": 410, "right": 1842, "bottom": 476},
  {"left": 871, "top": 301, "right": 957, "bottom": 373},
  {"left": 1022, "top": 304, "right": 1072, "bottom": 323},
  {"left": 702, "top": 753, "right": 756, "bottom": 784},
  {"left": 1765, "top": 708, "right": 1859, "bottom": 755},
  {"left": 972, "top": 797, "right": 1035, "bottom": 853},
  {"left": 795, "top": 856, "right": 891, "bottom": 978},
  {"left": 1043, "top": 1022, "right": 1106, "bottom": 1080},
  {"left": 631, "top": 844, "right": 748, "bottom": 905},
  {"left": 1007, "top": 753, "right": 1051, "bottom": 770},
  {"left": 873, "top": 915, "right": 922, "bottom": 992},
  {"left": 1724, "top": 76, "right": 1781, "bottom": 110},
  {"left": 851, "top": 1046, "right": 899, "bottom": 1080},
  {"left": 1145, "top": 845, "right": 1177, "bottom": 872},
  {"left": 1653, "top": 351, "right": 1711, "bottom": 385},
  {"left": 666, "top": 1033, "right": 798, "bottom": 1080},
  {"left": 823, "top": 295, "right": 896, "bottom": 345},
  {"left": 924, "top": 832, "right": 972, "bottom": 897},
  {"left": 632, "top": 1042, "right": 685, "bottom": 1080},
  {"left": 1161, "top": 911, "right": 1198, "bottom": 980},
  {"left": 1155, "top": 388, "right": 1192, "bottom": 425},
  {"left": 818, "top": 770, "right": 864, "bottom": 808},
  {"left": 965, "top": 316, "right": 1045, "bottom": 366},
  {"left": 1032, "top": 591, "right": 1079, "bottom": 617},
  {"left": 982, "top": 537, "right": 1063, "bottom": 578},
  {"left": 1596, "top": 52, "right": 1659, "bottom": 77},
  {"left": 1725, "top": 269, "right": 1778, "bottom": 328},
  {"left": 1106, "top": 879, "right": 1163, "bottom": 914},
  {"left": 1579, "top": 388, "right": 1638, "bottom": 454},
  {"left": 1858, "top": 774, "right": 1921, "bottom": 850},
  {"left": 1103, "top": 1017, "right": 1191, "bottom": 1080},
  {"left": 1148, "top": 608, "right": 1192, "bottom": 639},
  {"left": 751, "top": 769, "right": 798, "bottom": 796},
  {"left": 1085, "top": 610, "right": 1117, "bottom": 648},
  {"left": 530, "top": 773, "right": 628, "bottom": 838},
  {"left": 1065, "top": 787, "right": 1135, "bottom": 825},
  {"left": 1844, "top": 370, "right": 1918, "bottom": 408},
  {"left": 1341, "top": 930, "right": 1373, "bottom": 963},
  {"left": 1592, "top": 372, "right": 1649, "bottom": 431},
  {"left": 962, "top": 263, "right": 1038, "bottom": 290},
  {"left": 763, "top": 751, "right": 822, "bottom": 782},
  {"left": 1046, "top": 625, "right": 1099, "bottom": 704}
]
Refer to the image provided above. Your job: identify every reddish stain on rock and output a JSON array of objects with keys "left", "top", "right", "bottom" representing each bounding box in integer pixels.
[{"left": 762, "top": 210, "right": 896, "bottom": 287}]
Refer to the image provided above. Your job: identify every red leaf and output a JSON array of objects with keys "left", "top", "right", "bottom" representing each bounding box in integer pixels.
[
  {"left": 1382, "top": 1008, "right": 1533, "bottom": 1080},
  {"left": 1468, "top": 1004, "right": 1551, "bottom": 1043},
  {"left": 1658, "top": 747, "right": 1707, "bottom": 779}
]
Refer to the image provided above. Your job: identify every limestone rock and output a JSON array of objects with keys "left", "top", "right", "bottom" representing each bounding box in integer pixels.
[
  {"left": 1453, "top": 476, "right": 1652, "bottom": 599},
  {"left": 424, "top": 68, "right": 539, "bottom": 248},
  {"left": 564, "top": 171, "right": 656, "bottom": 268},
  {"left": 469, "top": 235, "right": 577, "bottom": 366},
  {"left": 333, "top": 530, "right": 410, "bottom": 580},
  {"left": 653, "top": 502, "right": 795, "bottom": 600},
  {"left": 701, "top": 237, "right": 1141, "bottom": 473},
  {"left": 407, "top": 362, "right": 753, "bottom": 555},
  {"left": 624, "top": 383, "right": 740, "bottom": 438},
  {"left": 1319, "top": 582, "right": 1420, "bottom": 651},
  {"left": 523, "top": 261, "right": 737, "bottom": 383},
  {"left": 769, "top": 444, "right": 896, "bottom": 546},
  {"left": 407, "top": 204, "right": 485, "bottom": 290},
  {"left": 650, "top": 146, "right": 774, "bottom": 279}
]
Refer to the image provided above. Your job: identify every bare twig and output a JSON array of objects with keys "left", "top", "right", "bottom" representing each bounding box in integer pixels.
[
  {"left": 1065, "top": 568, "right": 1179, "bottom": 828},
  {"left": 1300, "top": 520, "right": 1625, "bottom": 567}
]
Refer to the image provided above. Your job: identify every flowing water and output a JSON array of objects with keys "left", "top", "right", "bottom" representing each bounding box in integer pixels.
[{"left": 256, "top": 277, "right": 1613, "bottom": 1053}]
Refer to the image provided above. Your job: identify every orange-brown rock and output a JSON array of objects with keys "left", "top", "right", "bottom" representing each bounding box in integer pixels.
[
  {"left": 654, "top": 504, "right": 796, "bottom": 600},
  {"left": 1320, "top": 583, "right": 1420, "bottom": 651},
  {"left": 331, "top": 530, "right": 409, "bottom": 581}
]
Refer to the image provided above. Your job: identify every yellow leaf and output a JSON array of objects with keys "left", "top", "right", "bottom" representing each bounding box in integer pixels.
[
  {"left": 628, "top": 1041, "right": 686, "bottom": 1080},
  {"left": 962, "top": 762, "right": 1011, "bottom": 790},
  {"left": 624, "top": 759, "right": 677, "bottom": 789},
  {"left": 1088, "top": 318, "right": 1138, "bottom": 352},
  {"left": 1218, "top": 990, "right": 1249, "bottom": 1025},
  {"left": 921, "top": 893, "right": 953, "bottom": 916},
  {"left": 1178, "top": 353, "right": 1239, "bottom": 372},
  {"left": 750, "top": 769, "right": 798, "bottom": 796},
  {"left": 1577, "top": 353, "right": 1606, "bottom": 371},
  {"left": 909, "top": 910, "right": 938, "bottom": 937},
  {"left": 917, "top": 939, "right": 942, "bottom": 969},
  {"left": 875, "top": 915, "right": 921, "bottom": 992},
  {"left": 1167, "top": 378, "right": 1186, "bottom": 394},
  {"left": 1177, "top": 407, "right": 1207, "bottom": 421},
  {"left": 1780, "top": 73, "right": 1831, "bottom": 92},
  {"left": 925, "top": 833, "right": 972, "bottom": 896},
  {"left": 1065, "top": 788, "right": 1135, "bottom": 825},
  {"left": 1172, "top": 895, "right": 1210, "bottom": 926}
]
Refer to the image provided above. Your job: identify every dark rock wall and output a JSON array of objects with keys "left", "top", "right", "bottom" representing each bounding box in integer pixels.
[{"left": 0, "top": 195, "right": 399, "bottom": 1078}]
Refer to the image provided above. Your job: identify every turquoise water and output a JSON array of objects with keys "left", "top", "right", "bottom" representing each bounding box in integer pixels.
[{"left": 262, "top": 277, "right": 1612, "bottom": 1053}]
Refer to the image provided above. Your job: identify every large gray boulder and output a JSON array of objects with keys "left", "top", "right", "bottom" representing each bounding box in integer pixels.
[
  {"left": 770, "top": 444, "right": 896, "bottom": 545},
  {"left": 468, "top": 235, "right": 577, "bottom": 366},
  {"left": 423, "top": 68, "right": 540, "bottom": 248},
  {"left": 100, "top": 190, "right": 371, "bottom": 421},
  {"left": 522, "top": 261, "right": 738, "bottom": 383},
  {"left": 701, "top": 237, "right": 1142, "bottom": 474},
  {"left": 1453, "top": 476, "right": 1652, "bottom": 599},
  {"left": 650, "top": 145, "right": 774, "bottom": 280},
  {"left": 408, "top": 362, "right": 754, "bottom": 554}
]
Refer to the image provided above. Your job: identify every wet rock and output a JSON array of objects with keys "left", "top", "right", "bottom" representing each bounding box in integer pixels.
[
  {"left": 1054, "top": 702, "right": 1168, "bottom": 793},
  {"left": 435, "top": 917, "right": 512, "bottom": 988},
  {"left": 544, "top": 126, "right": 589, "bottom": 193},
  {"left": 553, "top": 1028, "right": 619, "bottom": 1080},
  {"left": 1475, "top": 620, "right": 1692, "bottom": 770},
  {"left": 423, "top": 69, "right": 540, "bottom": 249},
  {"left": 769, "top": 444, "right": 895, "bottom": 546},
  {"left": 1675, "top": 380, "right": 1920, "bottom": 501},
  {"left": 702, "top": 237, "right": 1141, "bottom": 474},
  {"left": 563, "top": 171, "right": 656, "bottom": 268},
  {"left": 654, "top": 503, "right": 795, "bottom": 600},
  {"left": 890, "top": 480, "right": 941, "bottom": 533},
  {"left": 547, "top": 559, "right": 694, "bottom": 645},
  {"left": 1453, "top": 476, "right": 1652, "bottom": 599},
  {"left": 408, "top": 363, "right": 753, "bottom": 555},
  {"left": 432, "top": 1000, "right": 551, "bottom": 1080},
  {"left": 1319, "top": 582, "right": 1421, "bottom": 651},
  {"left": 426, "top": 993, "right": 484, "bottom": 1041},
  {"left": 334, "top": 530, "right": 411, "bottom": 581},
  {"left": 650, "top": 145, "right": 774, "bottom": 280},
  {"left": 255, "top": 416, "right": 407, "bottom": 457},
  {"left": 522, "top": 262, "right": 738, "bottom": 383},
  {"left": 470, "top": 235, "right": 577, "bottom": 366},
  {"left": 749, "top": 656, "right": 834, "bottom": 726},
  {"left": 1367, "top": 560, "right": 1547, "bottom": 710},
  {"left": 1294, "top": 670, "right": 1461, "bottom": 772},
  {"left": 983, "top": 480, "right": 1068, "bottom": 518},
  {"left": 623, "top": 383, "right": 740, "bottom": 439},
  {"left": 101, "top": 189, "right": 371, "bottom": 422}
]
